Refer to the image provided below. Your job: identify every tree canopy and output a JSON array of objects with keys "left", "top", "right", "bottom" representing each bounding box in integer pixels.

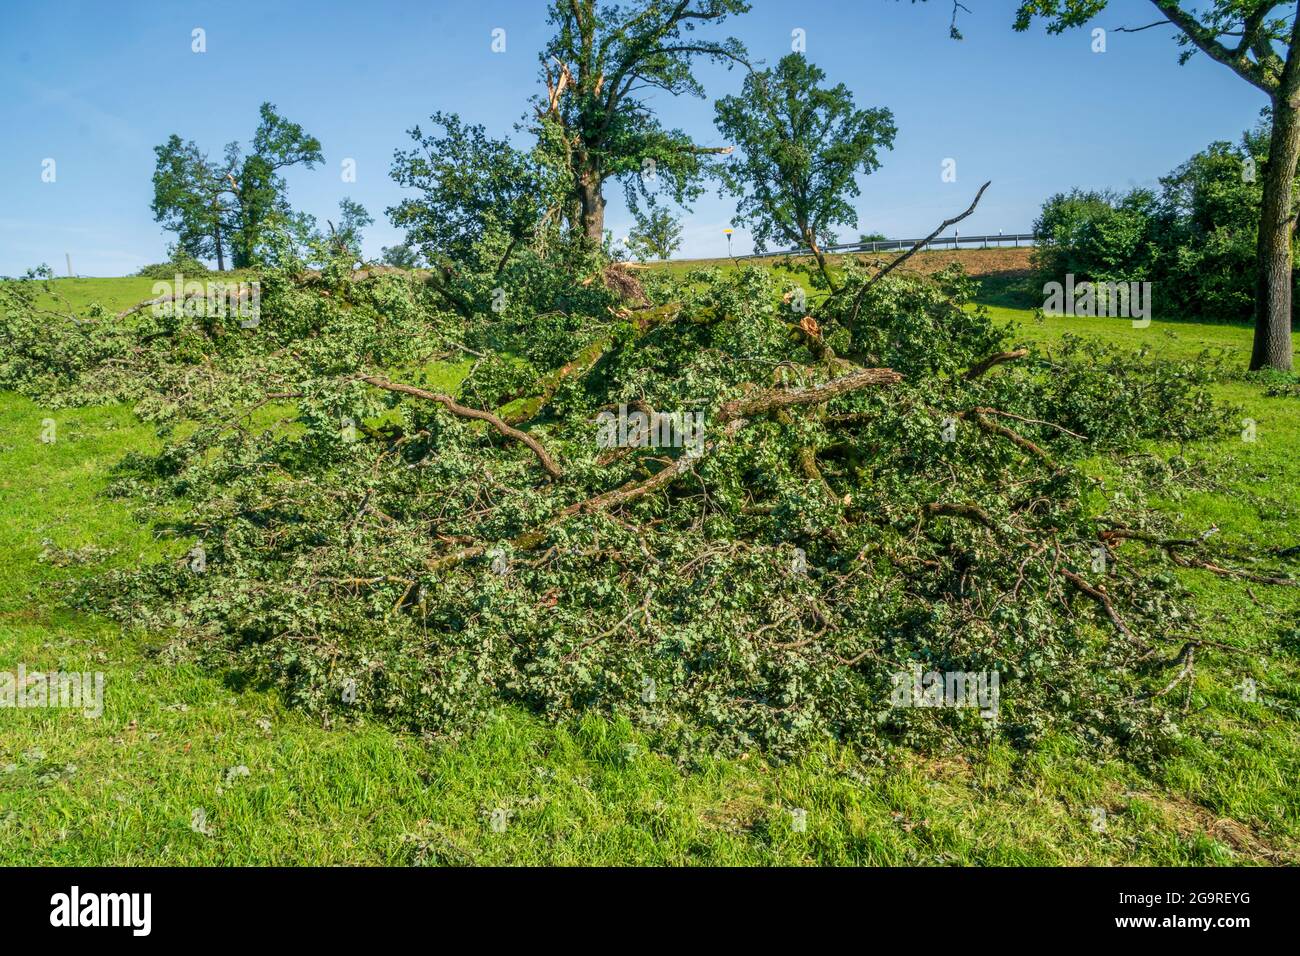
[
  {"left": 151, "top": 103, "right": 322, "bottom": 271},
  {"left": 627, "top": 206, "right": 684, "bottom": 260},
  {"left": 389, "top": 112, "right": 555, "bottom": 268},
  {"left": 714, "top": 53, "right": 896, "bottom": 290},
  {"left": 533, "top": 0, "right": 750, "bottom": 241}
]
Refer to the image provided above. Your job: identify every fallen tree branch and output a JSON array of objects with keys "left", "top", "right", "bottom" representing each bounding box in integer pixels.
[
  {"left": 1101, "top": 525, "right": 1298, "bottom": 587},
  {"left": 573, "top": 368, "right": 903, "bottom": 514},
  {"left": 506, "top": 336, "right": 611, "bottom": 425},
  {"left": 564, "top": 418, "right": 747, "bottom": 515},
  {"left": 426, "top": 367, "right": 904, "bottom": 573},
  {"left": 1169, "top": 554, "right": 1298, "bottom": 587},
  {"left": 427, "top": 419, "right": 748, "bottom": 572},
  {"left": 360, "top": 375, "right": 564, "bottom": 479},
  {"left": 787, "top": 314, "right": 837, "bottom": 362},
  {"left": 565, "top": 586, "right": 656, "bottom": 661},
  {"left": 966, "top": 410, "right": 1058, "bottom": 468},
  {"left": 1062, "top": 568, "right": 1141, "bottom": 645},
  {"left": 970, "top": 406, "right": 1087, "bottom": 441},
  {"left": 963, "top": 348, "right": 1028, "bottom": 381},
  {"left": 1099, "top": 526, "right": 1200, "bottom": 548},
  {"left": 1152, "top": 642, "right": 1195, "bottom": 698},
  {"left": 115, "top": 290, "right": 208, "bottom": 320},
  {"left": 777, "top": 409, "right": 839, "bottom": 503},
  {"left": 923, "top": 501, "right": 998, "bottom": 529},
  {"left": 717, "top": 367, "right": 903, "bottom": 422}
]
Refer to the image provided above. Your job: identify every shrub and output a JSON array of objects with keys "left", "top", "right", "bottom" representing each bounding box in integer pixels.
[{"left": 1031, "top": 133, "right": 1300, "bottom": 324}]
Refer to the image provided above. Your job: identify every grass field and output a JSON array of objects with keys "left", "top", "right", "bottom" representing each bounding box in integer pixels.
[{"left": 1, "top": 270, "right": 1297, "bottom": 865}]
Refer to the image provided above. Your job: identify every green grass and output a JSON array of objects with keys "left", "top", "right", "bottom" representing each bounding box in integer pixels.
[
  {"left": 23, "top": 276, "right": 166, "bottom": 315},
  {"left": 7, "top": 273, "right": 263, "bottom": 319},
  {"left": 995, "top": 305, "right": 1288, "bottom": 365},
  {"left": 1, "top": 276, "right": 1298, "bottom": 865}
]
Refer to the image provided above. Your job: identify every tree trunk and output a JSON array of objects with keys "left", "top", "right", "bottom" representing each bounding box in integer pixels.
[
  {"left": 1252, "top": 76, "right": 1300, "bottom": 370},
  {"left": 578, "top": 171, "right": 605, "bottom": 243},
  {"left": 211, "top": 196, "right": 227, "bottom": 272},
  {"left": 805, "top": 228, "right": 838, "bottom": 295}
]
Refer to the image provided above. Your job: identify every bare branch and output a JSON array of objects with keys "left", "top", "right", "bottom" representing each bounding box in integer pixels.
[
  {"left": 1062, "top": 569, "right": 1141, "bottom": 644},
  {"left": 1113, "top": 20, "right": 1171, "bottom": 33},
  {"left": 845, "top": 181, "right": 991, "bottom": 325},
  {"left": 361, "top": 375, "right": 565, "bottom": 479}
]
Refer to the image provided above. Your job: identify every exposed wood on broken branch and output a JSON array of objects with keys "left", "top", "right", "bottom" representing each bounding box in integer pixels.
[{"left": 717, "top": 367, "right": 903, "bottom": 421}]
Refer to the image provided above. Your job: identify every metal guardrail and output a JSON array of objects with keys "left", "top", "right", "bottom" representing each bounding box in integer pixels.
[{"left": 735, "top": 233, "right": 1037, "bottom": 259}]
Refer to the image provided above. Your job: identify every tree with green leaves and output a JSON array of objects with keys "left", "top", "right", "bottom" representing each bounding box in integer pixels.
[
  {"left": 626, "top": 206, "right": 684, "bottom": 260},
  {"left": 713, "top": 53, "right": 896, "bottom": 291},
  {"left": 1031, "top": 128, "right": 1288, "bottom": 322},
  {"left": 326, "top": 198, "right": 373, "bottom": 260},
  {"left": 227, "top": 104, "right": 325, "bottom": 268},
  {"left": 150, "top": 136, "right": 230, "bottom": 270},
  {"left": 1009, "top": 0, "right": 1297, "bottom": 370},
  {"left": 380, "top": 242, "right": 422, "bottom": 269},
  {"left": 151, "top": 103, "right": 322, "bottom": 271},
  {"left": 388, "top": 112, "right": 561, "bottom": 315},
  {"left": 533, "top": 0, "right": 750, "bottom": 242}
]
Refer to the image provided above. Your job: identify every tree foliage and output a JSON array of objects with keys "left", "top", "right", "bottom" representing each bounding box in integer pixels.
[
  {"left": 151, "top": 103, "right": 323, "bottom": 270},
  {"left": 714, "top": 53, "right": 896, "bottom": 289},
  {"left": 1013, "top": 1, "right": 1293, "bottom": 92},
  {"left": 326, "top": 198, "right": 373, "bottom": 260},
  {"left": 533, "top": 0, "right": 750, "bottom": 240},
  {"left": 150, "top": 136, "right": 229, "bottom": 268},
  {"left": 1032, "top": 128, "right": 1294, "bottom": 320},
  {"left": 3, "top": 241, "right": 1281, "bottom": 762},
  {"left": 627, "top": 206, "right": 684, "bottom": 260},
  {"left": 387, "top": 112, "right": 580, "bottom": 317},
  {"left": 380, "top": 242, "right": 423, "bottom": 269}
]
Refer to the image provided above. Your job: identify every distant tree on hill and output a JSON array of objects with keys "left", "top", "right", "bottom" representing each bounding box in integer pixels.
[
  {"left": 714, "top": 53, "right": 896, "bottom": 291},
  {"left": 151, "top": 103, "right": 322, "bottom": 271},
  {"left": 327, "top": 198, "right": 373, "bottom": 260},
  {"left": 151, "top": 137, "right": 229, "bottom": 270},
  {"left": 380, "top": 242, "right": 422, "bottom": 269},
  {"left": 627, "top": 207, "right": 684, "bottom": 261}
]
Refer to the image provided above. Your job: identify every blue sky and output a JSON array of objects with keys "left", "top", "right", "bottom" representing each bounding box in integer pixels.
[{"left": 0, "top": 0, "right": 1268, "bottom": 275}]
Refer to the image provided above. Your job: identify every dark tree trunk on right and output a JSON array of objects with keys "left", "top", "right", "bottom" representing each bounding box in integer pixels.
[{"left": 1253, "top": 72, "right": 1300, "bottom": 371}]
